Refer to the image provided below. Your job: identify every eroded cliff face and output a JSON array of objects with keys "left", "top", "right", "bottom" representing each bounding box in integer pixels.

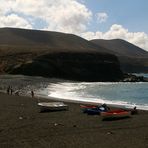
[
  {"left": 91, "top": 39, "right": 148, "bottom": 73},
  {"left": 9, "top": 52, "right": 123, "bottom": 82},
  {"left": 0, "top": 28, "right": 124, "bottom": 81}
]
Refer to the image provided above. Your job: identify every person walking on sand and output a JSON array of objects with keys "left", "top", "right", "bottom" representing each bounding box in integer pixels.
[{"left": 31, "top": 90, "right": 34, "bottom": 98}]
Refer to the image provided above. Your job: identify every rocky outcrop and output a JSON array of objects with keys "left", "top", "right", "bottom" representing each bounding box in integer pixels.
[
  {"left": 122, "top": 73, "right": 147, "bottom": 82},
  {"left": 0, "top": 28, "right": 124, "bottom": 81},
  {"left": 91, "top": 39, "right": 148, "bottom": 73},
  {"left": 10, "top": 52, "right": 123, "bottom": 82}
]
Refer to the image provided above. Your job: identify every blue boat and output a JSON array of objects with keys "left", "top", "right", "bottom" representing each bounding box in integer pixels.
[
  {"left": 85, "top": 106, "right": 108, "bottom": 115},
  {"left": 80, "top": 104, "right": 97, "bottom": 113}
]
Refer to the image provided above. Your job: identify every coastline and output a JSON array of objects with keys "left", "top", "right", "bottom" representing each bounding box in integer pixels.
[
  {"left": 0, "top": 73, "right": 148, "bottom": 111},
  {"left": 0, "top": 93, "right": 148, "bottom": 148}
]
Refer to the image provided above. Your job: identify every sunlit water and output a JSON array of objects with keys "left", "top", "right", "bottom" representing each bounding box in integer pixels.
[{"left": 0, "top": 74, "right": 148, "bottom": 110}]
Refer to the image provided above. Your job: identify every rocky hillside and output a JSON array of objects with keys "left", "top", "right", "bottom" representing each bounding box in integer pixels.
[
  {"left": 91, "top": 39, "right": 148, "bottom": 73},
  {"left": 0, "top": 28, "right": 123, "bottom": 81}
]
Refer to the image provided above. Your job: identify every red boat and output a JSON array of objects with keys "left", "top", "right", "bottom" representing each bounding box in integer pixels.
[
  {"left": 80, "top": 104, "right": 98, "bottom": 113},
  {"left": 100, "top": 109, "right": 131, "bottom": 120},
  {"left": 80, "top": 105, "right": 97, "bottom": 109}
]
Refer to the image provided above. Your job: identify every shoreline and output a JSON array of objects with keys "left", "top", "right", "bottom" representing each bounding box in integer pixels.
[
  {"left": 34, "top": 94, "right": 148, "bottom": 111},
  {"left": 0, "top": 93, "right": 148, "bottom": 147},
  {"left": 1, "top": 90, "right": 148, "bottom": 111},
  {"left": 0, "top": 74, "right": 148, "bottom": 112}
]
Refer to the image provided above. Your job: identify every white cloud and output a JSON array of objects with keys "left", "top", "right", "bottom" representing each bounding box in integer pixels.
[
  {"left": 0, "top": 14, "right": 32, "bottom": 29},
  {"left": 96, "top": 12, "right": 108, "bottom": 23},
  {"left": 0, "top": 0, "right": 12, "bottom": 15},
  {"left": 44, "top": 0, "right": 92, "bottom": 34},
  {"left": 81, "top": 24, "right": 148, "bottom": 51},
  {"left": 0, "top": 0, "right": 92, "bottom": 34},
  {"left": 81, "top": 31, "right": 103, "bottom": 40},
  {"left": 0, "top": 0, "right": 147, "bottom": 51}
]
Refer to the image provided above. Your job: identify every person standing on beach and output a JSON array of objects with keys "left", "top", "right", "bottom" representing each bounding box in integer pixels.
[
  {"left": 31, "top": 90, "right": 34, "bottom": 98},
  {"left": 7, "top": 86, "right": 10, "bottom": 94},
  {"left": 10, "top": 87, "right": 13, "bottom": 95}
]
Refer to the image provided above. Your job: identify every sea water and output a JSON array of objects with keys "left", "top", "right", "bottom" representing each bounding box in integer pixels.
[{"left": 0, "top": 74, "right": 148, "bottom": 110}]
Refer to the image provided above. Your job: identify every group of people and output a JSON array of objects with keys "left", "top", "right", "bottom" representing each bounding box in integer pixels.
[
  {"left": 6, "top": 85, "right": 34, "bottom": 98},
  {"left": 7, "top": 86, "right": 20, "bottom": 96}
]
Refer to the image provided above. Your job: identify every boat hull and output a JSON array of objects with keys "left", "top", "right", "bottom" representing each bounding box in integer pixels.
[
  {"left": 80, "top": 105, "right": 97, "bottom": 113},
  {"left": 38, "top": 102, "right": 68, "bottom": 112},
  {"left": 80, "top": 105, "right": 109, "bottom": 115},
  {"left": 101, "top": 110, "right": 131, "bottom": 120}
]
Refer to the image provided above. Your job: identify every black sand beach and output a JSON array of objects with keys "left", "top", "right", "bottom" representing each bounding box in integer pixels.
[{"left": 0, "top": 93, "right": 148, "bottom": 148}]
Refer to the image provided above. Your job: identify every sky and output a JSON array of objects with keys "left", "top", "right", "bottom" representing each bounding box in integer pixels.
[{"left": 0, "top": 0, "right": 148, "bottom": 51}]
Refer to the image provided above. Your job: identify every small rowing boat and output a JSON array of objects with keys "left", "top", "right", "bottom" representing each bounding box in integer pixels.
[
  {"left": 80, "top": 103, "right": 110, "bottom": 115},
  {"left": 80, "top": 105, "right": 97, "bottom": 109},
  {"left": 80, "top": 105, "right": 98, "bottom": 113},
  {"left": 84, "top": 107, "right": 107, "bottom": 115},
  {"left": 38, "top": 102, "right": 68, "bottom": 112},
  {"left": 100, "top": 109, "right": 131, "bottom": 120}
]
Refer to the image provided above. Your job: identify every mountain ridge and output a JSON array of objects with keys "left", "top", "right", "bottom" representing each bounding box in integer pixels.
[
  {"left": 91, "top": 39, "right": 148, "bottom": 73},
  {"left": 0, "top": 27, "right": 123, "bottom": 81}
]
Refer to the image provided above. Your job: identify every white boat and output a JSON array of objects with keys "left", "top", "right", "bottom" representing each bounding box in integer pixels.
[{"left": 38, "top": 102, "right": 68, "bottom": 112}]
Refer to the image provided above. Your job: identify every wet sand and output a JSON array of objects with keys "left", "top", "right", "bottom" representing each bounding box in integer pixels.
[{"left": 0, "top": 93, "right": 148, "bottom": 148}]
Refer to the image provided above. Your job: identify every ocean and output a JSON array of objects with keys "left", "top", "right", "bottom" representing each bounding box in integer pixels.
[{"left": 0, "top": 74, "right": 148, "bottom": 110}]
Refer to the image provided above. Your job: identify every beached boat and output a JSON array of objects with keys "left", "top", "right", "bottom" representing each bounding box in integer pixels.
[
  {"left": 80, "top": 105, "right": 97, "bottom": 109},
  {"left": 80, "top": 105, "right": 97, "bottom": 108},
  {"left": 80, "top": 104, "right": 110, "bottom": 115},
  {"left": 100, "top": 109, "right": 131, "bottom": 120},
  {"left": 83, "top": 106, "right": 109, "bottom": 115},
  {"left": 80, "top": 105, "right": 98, "bottom": 113},
  {"left": 38, "top": 102, "right": 68, "bottom": 112},
  {"left": 84, "top": 107, "right": 107, "bottom": 115}
]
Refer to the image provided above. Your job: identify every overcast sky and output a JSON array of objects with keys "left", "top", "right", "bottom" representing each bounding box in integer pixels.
[{"left": 0, "top": 0, "right": 148, "bottom": 51}]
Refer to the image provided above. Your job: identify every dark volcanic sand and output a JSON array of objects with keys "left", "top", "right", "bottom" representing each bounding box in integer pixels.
[{"left": 0, "top": 93, "right": 148, "bottom": 148}]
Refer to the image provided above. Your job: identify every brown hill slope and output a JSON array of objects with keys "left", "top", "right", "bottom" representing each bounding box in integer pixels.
[
  {"left": 0, "top": 28, "right": 108, "bottom": 54},
  {"left": 0, "top": 28, "right": 123, "bottom": 81},
  {"left": 91, "top": 39, "right": 148, "bottom": 73}
]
